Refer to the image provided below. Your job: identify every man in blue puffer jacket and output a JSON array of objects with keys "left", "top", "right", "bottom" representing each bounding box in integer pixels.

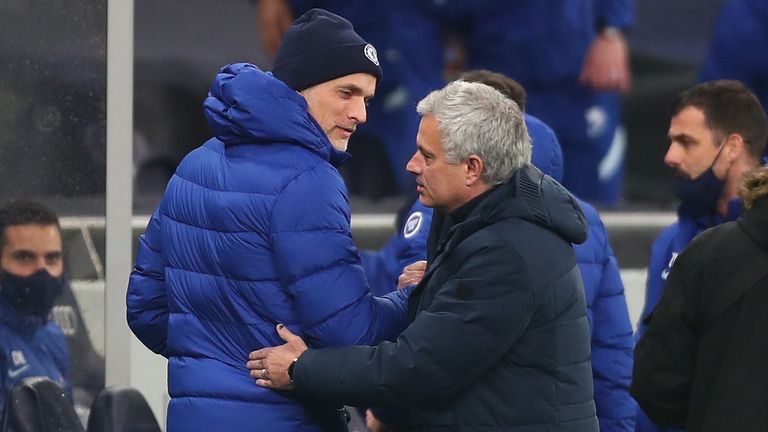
[
  {"left": 361, "top": 71, "right": 635, "bottom": 432},
  {"left": 126, "top": 9, "right": 409, "bottom": 432}
]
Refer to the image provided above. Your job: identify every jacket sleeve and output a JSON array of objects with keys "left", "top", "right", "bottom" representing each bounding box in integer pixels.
[
  {"left": 271, "top": 165, "right": 408, "bottom": 348},
  {"left": 291, "top": 242, "right": 535, "bottom": 407},
  {"left": 360, "top": 200, "right": 431, "bottom": 296},
  {"left": 636, "top": 225, "right": 677, "bottom": 337},
  {"left": 630, "top": 255, "right": 695, "bottom": 429},
  {"left": 126, "top": 208, "right": 170, "bottom": 356},
  {"left": 589, "top": 228, "right": 636, "bottom": 432}
]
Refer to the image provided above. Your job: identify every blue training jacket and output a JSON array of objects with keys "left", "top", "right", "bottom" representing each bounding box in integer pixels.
[
  {"left": 0, "top": 299, "right": 69, "bottom": 421},
  {"left": 361, "top": 114, "right": 636, "bottom": 432},
  {"left": 127, "top": 63, "right": 409, "bottom": 432}
]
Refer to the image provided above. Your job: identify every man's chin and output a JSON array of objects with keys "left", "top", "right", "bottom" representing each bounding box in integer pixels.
[{"left": 331, "top": 139, "right": 349, "bottom": 152}]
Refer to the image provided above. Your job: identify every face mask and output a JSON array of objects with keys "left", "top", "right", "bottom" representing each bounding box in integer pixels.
[
  {"left": 0, "top": 269, "right": 64, "bottom": 317},
  {"left": 673, "top": 142, "right": 728, "bottom": 217}
]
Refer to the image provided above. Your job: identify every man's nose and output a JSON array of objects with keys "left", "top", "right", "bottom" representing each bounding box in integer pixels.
[
  {"left": 663, "top": 144, "right": 681, "bottom": 168},
  {"left": 349, "top": 98, "right": 367, "bottom": 124},
  {"left": 406, "top": 152, "right": 421, "bottom": 174}
]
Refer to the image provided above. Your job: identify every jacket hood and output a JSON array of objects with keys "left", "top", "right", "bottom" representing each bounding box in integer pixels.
[
  {"left": 472, "top": 165, "right": 587, "bottom": 245},
  {"left": 526, "top": 114, "right": 564, "bottom": 183},
  {"left": 203, "top": 63, "right": 349, "bottom": 165}
]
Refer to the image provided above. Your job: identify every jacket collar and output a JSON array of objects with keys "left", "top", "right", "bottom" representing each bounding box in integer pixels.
[{"left": 738, "top": 196, "right": 768, "bottom": 251}]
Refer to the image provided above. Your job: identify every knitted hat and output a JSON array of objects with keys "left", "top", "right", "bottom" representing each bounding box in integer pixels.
[{"left": 272, "top": 8, "right": 382, "bottom": 91}]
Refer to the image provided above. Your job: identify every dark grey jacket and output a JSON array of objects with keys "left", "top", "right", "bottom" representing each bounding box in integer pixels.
[{"left": 293, "top": 165, "right": 598, "bottom": 431}]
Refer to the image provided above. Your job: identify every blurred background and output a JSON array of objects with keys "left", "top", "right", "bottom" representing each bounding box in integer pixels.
[{"left": 0, "top": 0, "right": 757, "bottom": 427}]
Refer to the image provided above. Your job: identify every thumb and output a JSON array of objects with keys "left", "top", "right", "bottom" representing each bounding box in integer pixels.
[{"left": 276, "top": 324, "right": 298, "bottom": 343}]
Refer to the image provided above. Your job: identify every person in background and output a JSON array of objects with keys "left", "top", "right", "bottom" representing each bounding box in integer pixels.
[
  {"left": 0, "top": 201, "right": 69, "bottom": 421},
  {"left": 127, "top": 9, "right": 408, "bottom": 432},
  {"left": 632, "top": 166, "right": 768, "bottom": 432},
  {"left": 385, "top": 0, "right": 634, "bottom": 206},
  {"left": 249, "top": 80, "right": 598, "bottom": 431},
  {"left": 700, "top": 0, "right": 768, "bottom": 125},
  {"left": 362, "top": 70, "right": 635, "bottom": 432},
  {"left": 634, "top": 80, "right": 767, "bottom": 432}
]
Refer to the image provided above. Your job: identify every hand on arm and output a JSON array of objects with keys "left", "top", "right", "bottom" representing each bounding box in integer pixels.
[
  {"left": 397, "top": 260, "right": 427, "bottom": 289},
  {"left": 247, "top": 324, "right": 308, "bottom": 390}
]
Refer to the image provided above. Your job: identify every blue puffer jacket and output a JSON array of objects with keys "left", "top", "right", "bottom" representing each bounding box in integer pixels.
[
  {"left": 0, "top": 299, "right": 69, "bottom": 421},
  {"left": 127, "top": 63, "right": 409, "bottom": 432},
  {"left": 362, "top": 114, "right": 635, "bottom": 431}
]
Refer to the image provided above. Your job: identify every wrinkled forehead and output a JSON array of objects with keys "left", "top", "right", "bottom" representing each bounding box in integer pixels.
[{"left": 1, "top": 223, "right": 62, "bottom": 252}]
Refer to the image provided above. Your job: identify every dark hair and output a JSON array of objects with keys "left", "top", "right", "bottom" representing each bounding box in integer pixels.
[
  {"left": 671, "top": 80, "right": 768, "bottom": 160},
  {"left": 458, "top": 69, "right": 527, "bottom": 111},
  {"left": 0, "top": 201, "right": 60, "bottom": 247}
]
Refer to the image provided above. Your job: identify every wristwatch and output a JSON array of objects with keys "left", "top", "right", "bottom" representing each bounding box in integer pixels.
[{"left": 287, "top": 357, "right": 299, "bottom": 384}]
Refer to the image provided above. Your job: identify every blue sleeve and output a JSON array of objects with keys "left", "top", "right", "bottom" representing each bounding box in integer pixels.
[
  {"left": 393, "top": 201, "right": 431, "bottom": 277},
  {"left": 361, "top": 200, "right": 431, "bottom": 296},
  {"left": 595, "top": 0, "right": 635, "bottom": 29},
  {"left": 589, "top": 233, "right": 636, "bottom": 432},
  {"left": 0, "top": 347, "right": 7, "bottom": 420},
  {"left": 360, "top": 237, "right": 404, "bottom": 297},
  {"left": 126, "top": 207, "right": 170, "bottom": 356},
  {"left": 636, "top": 225, "right": 677, "bottom": 339},
  {"left": 699, "top": 0, "right": 768, "bottom": 104},
  {"left": 577, "top": 203, "right": 635, "bottom": 432},
  {"left": 271, "top": 166, "right": 408, "bottom": 348}
]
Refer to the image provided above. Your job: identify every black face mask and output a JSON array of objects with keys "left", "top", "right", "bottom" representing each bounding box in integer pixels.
[
  {"left": 0, "top": 269, "right": 64, "bottom": 317},
  {"left": 673, "top": 142, "right": 729, "bottom": 218}
]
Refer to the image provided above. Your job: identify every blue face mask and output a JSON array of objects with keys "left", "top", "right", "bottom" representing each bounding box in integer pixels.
[
  {"left": 0, "top": 268, "right": 64, "bottom": 317},
  {"left": 673, "top": 142, "right": 728, "bottom": 217}
]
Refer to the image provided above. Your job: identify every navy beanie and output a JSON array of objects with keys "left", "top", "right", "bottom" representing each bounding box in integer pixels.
[{"left": 272, "top": 8, "right": 382, "bottom": 91}]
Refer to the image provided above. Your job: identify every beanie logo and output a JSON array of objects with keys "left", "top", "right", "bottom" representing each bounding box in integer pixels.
[{"left": 364, "top": 44, "right": 380, "bottom": 66}]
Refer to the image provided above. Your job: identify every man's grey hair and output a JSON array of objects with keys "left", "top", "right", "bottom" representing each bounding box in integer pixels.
[{"left": 416, "top": 80, "right": 531, "bottom": 185}]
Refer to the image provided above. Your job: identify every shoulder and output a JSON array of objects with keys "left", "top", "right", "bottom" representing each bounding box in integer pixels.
[{"left": 683, "top": 220, "right": 749, "bottom": 261}]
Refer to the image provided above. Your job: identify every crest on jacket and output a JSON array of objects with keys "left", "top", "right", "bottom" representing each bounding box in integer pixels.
[{"left": 403, "top": 212, "right": 423, "bottom": 239}]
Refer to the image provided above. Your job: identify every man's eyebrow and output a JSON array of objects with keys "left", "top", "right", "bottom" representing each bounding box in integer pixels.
[
  {"left": 10, "top": 249, "right": 35, "bottom": 257},
  {"left": 338, "top": 83, "right": 375, "bottom": 100},
  {"left": 669, "top": 132, "right": 694, "bottom": 142}
]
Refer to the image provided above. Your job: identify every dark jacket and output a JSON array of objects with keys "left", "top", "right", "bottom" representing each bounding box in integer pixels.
[
  {"left": 126, "top": 63, "right": 408, "bottom": 432},
  {"left": 363, "top": 115, "right": 635, "bottom": 431},
  {"left": 631, "top": 196, "right": 768, "bottom": 432},
  {"left": 293, "top": 165, "right": 597, "bottom": 431}
]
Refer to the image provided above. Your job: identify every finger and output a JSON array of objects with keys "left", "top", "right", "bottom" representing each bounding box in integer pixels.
[
  {"left": 255, "top": 378, "right": 275, "bottom": 389},
  {"left": 249, "top": 349, "right": 268, "bottom": 360},
  {"left": 246, "top": 359, "right": 264, "bottom": 370},
  {"left": 276, "top": 323, "right": 298, "bottom": 343}
]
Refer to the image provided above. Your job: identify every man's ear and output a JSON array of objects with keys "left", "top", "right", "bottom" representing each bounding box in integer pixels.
[
  {"left": 465, "top": 155, "right": 484, "bottom": 186},
  {"left": 725, "top": 133, "right": 746, "bottom": 162}
]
